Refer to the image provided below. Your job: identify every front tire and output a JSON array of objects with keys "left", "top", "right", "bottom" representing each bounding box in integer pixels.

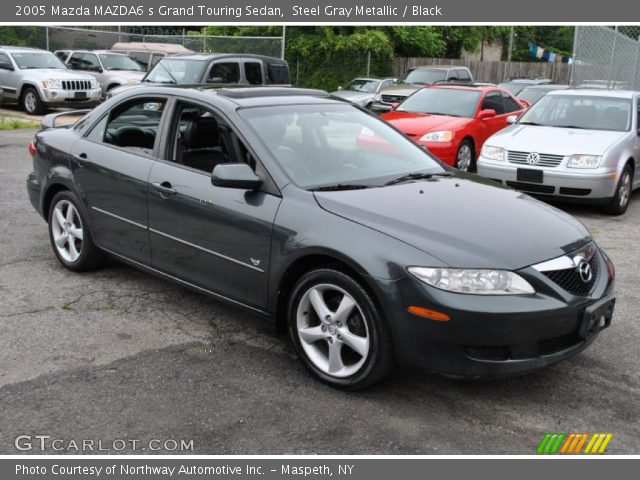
[
  {"left": 455, "top": 139, "right": 475, "bottom": 172},
  {"left": 603, "top": 165, "right": 633, "bottom": 216},
  {"left": 22, "top": 87, "right": 45, "bottom": 115},
  {"left": 48, "top": 191, "right": 105, "bottom": 271},
  {"left": 288, "top": 269, "right": 394, "bottom": 390}
]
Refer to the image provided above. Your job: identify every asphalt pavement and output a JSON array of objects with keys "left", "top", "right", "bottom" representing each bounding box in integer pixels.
[{"left": 0, "top": 129, "right": 638, "bottom": 454}]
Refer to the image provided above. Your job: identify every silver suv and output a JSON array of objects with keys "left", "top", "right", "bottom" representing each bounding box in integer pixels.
[
  {"left": 56, "top": 50, "right": 145, "bottom": 97},
  {"left": 477, "top": 89, "right": 640, "bottom": 215},
  {"left": 0, "top": 46, "right": 101, "bottom": 115}
]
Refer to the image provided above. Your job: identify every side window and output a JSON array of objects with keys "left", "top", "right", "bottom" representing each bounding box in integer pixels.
[
  {"left": 54, "top": 51, "right": 68, "bottom": 62},
  {"left": 502, "top": 92, "right": 523, "bottom": 113},
  {"left": 380, "top": 80, "right": 394, "bottom": 90},
  {"left": 82, "top": 53, "right": 100, "bottom": 71},
  {"left": 208, "top": 62, "right": 240, "bottom": 83},
  {"left": 244, "top": 62, "right": 263, "bottom": 85},
  {"left": 458, "top": 69, "right": 471, "bottom": 82},
  {"left": 89, "top": 98, "right": 166, "bottom": 154},
  {"left": 266, "top": 63, "right": 290, "bottom": 85},
  {"left": 68, "top": 53, "right": 84, "bottom": 70},
  {"left": 447, "top": 70, "right": 459, "bottom": 81},
  {"left": 482, "top": 91, "right": 506, "bottom": 115},
  {"left": 170, "top": 101, "right": 250, "bottom": 173},
  {"left": 0, "top": 52, "right": 11, "bottom": 68},
  {"left": 150, "top": 53, "right": 164, "bottom": 68}
]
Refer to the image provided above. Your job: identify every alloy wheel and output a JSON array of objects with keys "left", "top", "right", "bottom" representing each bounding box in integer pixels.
[
  {"left": 619, "top": 171, "right": 631, "bottom": 208},
  {"left": 296, "top": 283, "right": 370, "bottom": 378},
  {"left": 51, "top": 200, "right": 84, "bottom": 263},
  {"left": 24, "top": 92, "right": 37, "bottom": 114},
  {"left": 456, "top": 144, "right": 472, "bottom": 171}
]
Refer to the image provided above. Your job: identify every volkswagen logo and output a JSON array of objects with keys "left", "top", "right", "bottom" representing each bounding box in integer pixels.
[
  {"left": 577, "top": 261, "right": 593, "bottom": 283},
  {"left": 526, "top": 152, "right": 541, "bottom": 165}
]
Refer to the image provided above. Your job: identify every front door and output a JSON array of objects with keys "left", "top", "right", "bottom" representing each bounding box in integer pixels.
[{"left": 147, "top": 100, "right": 281, "bottom": 309}]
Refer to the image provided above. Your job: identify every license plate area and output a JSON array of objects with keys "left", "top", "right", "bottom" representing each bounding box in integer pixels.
[
  {"left": 579, "top": 297, "right": 615, "bottom": 340},
  {"left": 74, "top": 91, "right": 87, "bottom": 100},
  {"left": 517, "top": 168, "right": 543, "bottom": 183}
]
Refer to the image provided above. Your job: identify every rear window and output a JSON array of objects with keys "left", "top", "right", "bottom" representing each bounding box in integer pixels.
[{"left": 266, "top": 63, "right": 290, "bottom": 85}]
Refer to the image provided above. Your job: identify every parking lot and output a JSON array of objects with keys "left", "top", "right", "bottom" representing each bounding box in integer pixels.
[{"left": 0, "top": 128, "right": 639, "bottom": 454}]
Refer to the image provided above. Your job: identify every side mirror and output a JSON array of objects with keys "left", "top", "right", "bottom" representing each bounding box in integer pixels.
[
  {"left": 506, "top": 114, "right": 518, "bottom": 124},
  {"left": 0, "top": 63, "right": 13, "bottom": 71},
  {"left": 212, "top": 163, "right": 262, "bottom": 190},
  {"left": 479, "top": 109, "right": 497, "bottom": 120},
  {"left": 92, "top": 66, "right": 103, "bottom": 73},
  {"left": 391, "top": 102, "right": 400, "bottom": 110}
]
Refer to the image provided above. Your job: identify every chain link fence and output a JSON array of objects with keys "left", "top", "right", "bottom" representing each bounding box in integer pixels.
[
  {"left": 572, "top": 26, "right": 640, "bottom": 89},
  {"left": 31, "top": 26, "right": 285, "bottom": 59}
]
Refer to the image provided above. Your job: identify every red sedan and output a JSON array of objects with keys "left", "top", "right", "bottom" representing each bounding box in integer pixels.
[{"left": 381, "top": 84, "right": 529, "bottom": 171}]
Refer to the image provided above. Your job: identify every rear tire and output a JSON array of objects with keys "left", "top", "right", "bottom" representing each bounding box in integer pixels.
[
  {"left": 603, "top": 165, "right": 633, "bottom": 216},
  {"left": 21, "top": 87, "right": 45, "bottom": 115},
  {"left": 48, "top": 190, "right": 106, "bottom": 271},
  {"left": 288, "top": 268, "right": 395, "bottom": 390}
]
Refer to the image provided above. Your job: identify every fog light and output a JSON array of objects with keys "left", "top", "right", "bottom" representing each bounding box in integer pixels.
[{"left": 407, "top": 306, "right": 450, "bottom": 321}]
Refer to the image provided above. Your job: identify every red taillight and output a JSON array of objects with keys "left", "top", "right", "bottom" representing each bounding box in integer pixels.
[{"left": 28, "top": 141, "right": 37, "bottom": 157}]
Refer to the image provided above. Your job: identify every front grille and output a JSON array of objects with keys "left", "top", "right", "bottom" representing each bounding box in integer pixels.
[
  {"left": 62, "top": 80, "right": 91, "bottom": 91},
  {"left": 464, "top": 345, "right": 511, "bottom": 361},
  {"left": 381, "top": 94, "right": 407, "bottom": 104},
  {"left": 559, "top": 187, "right": 592, "bottom": 196},
  {"left": 538, "top": 333, "right": 581, "bottom": 356},
  {"left": 506, "top": 181, "right": 555, "bottom": 194},
  {"left": 507, "top": 150, "right": 564, "bottom": 167},
  {"left": 543, "top": 254, "right": 599, "bottom": 297}
]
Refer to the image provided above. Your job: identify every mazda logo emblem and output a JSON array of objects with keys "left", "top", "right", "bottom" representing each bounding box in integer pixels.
[
  {"left": 526, "top": 152, "right": 540, "bottom": 164},
  {"left": 577, "top": 261, "right": 593, "bottom": 283}
]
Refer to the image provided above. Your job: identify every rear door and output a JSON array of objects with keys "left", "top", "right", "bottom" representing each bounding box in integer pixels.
[
  {"left": 0, "top": 52, "right": 17, "bottom": 101},
  {"left": 70, "top": 95, "right": 169, "bottom": 264},
  {"left": 146, "top": 98, "right": 281, "bottom": 309}
]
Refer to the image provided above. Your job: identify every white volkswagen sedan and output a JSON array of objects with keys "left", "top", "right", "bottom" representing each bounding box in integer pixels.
[{"left": 477, "top": 89, "right": 640, "bottom": 215}]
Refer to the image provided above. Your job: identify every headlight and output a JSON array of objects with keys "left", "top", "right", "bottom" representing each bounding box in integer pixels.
[
  {"left": 567, "top": 154, "right": 602, "bottom": 169},
  {"left": 408, "top": 267, "right": 535, "bottom": 295},
  {"left": 89, "top": 78, "right": 99, "bottom": 89},
  {"left": 42, "top": 79, "right": 62, "bottom": 89},
  {"left": 420, "top": 130, "right": 453, "bottom": 142},
  {"left": 480, "top": 145, "right": 506, "bottom": 161}
]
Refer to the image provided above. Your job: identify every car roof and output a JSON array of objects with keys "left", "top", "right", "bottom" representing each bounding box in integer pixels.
[
  {"left": 165, "top": 53, "right": 287, "bottom": 63},
  {"left": 64, "top": 50, "right": 128, "bottom": 55},
  {"left": 546, "top": 88, "right": 637, "bottom": 98},
  {"left": 430, "top": 84, "right": 500, "bottom": 92},
  {"left": 520, "top": 84, "right": 569, "bottom": 91},
  {"left": 503, "top": 78, "right": 551, "bottom": 84},
  {"left": 412, "top": 65, "right": 469, "bottom": 71},
  {"left": 0, "top": 46, "right": 48, "bottom": 53}
]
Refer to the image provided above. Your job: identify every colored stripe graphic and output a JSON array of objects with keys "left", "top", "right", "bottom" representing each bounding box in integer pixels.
[{"left": 537, "top": 433, "right": 612, "bottom": 454}]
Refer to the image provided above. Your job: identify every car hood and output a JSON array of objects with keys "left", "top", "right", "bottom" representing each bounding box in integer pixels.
[
  {"left": 106, "top": 70, "right": 145, "bottom": 81},
  {"left": 314, "top": 175, "right": 590, "bottom": 270},
  {"left": 25, "top": 69, "right": 95, "bottom": 80},
  {"left": 379, "top": 83, "right": 420, "bottom": 97},
  {"left": 487, "top": 124, "right": 626, "bottom": 155},
  {"left": 381, "top": 111, "right": 470, "bottom": 135},
  {"left": 331, "top": 91, "right": 373, "bottom": 101}
]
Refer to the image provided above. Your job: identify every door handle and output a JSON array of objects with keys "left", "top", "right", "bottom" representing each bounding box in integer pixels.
[
  {"left": 73, "top": 153, "right": 88, "bottom": 161},
  {"left": 152, "top": 181, "right": 177, "bottom": 197}
]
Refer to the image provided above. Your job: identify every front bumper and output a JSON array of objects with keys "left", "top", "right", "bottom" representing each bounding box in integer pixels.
[
  {"left": 477, "top": 157, "right": 618, "bottom": 202},
  {"left": 40, "top": 87, "right": 101, "bottom": 107},
  {"left": 416, "top": 141, "right": 457, "bottom": 166},
  {"left": 385, "top": 249, "right": 614, "bottom": 378}
]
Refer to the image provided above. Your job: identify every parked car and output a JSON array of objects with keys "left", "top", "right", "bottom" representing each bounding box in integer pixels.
[
  {"left": 56, "top": 50, "right": 146, "bottom": 97},
  {"left": 371, "top": 65, "right": 473, "bottom": 113},
  {"left": 110, "top": 42, "right": 193, "bottom": 71},
  {"left": 107, "top": 53, "right": 290, "bottom": 98},
  {"left": 477, "top": 89, "right": 640, "bottom": 215},
  {"left": 330, "top": 77, "right": 395, "bottom": 109},
  {"left": 516, "top": 84, "right": 570, "bottom": 105},
  {"left": 0, "top": 46, "right": 101, "bottom": 115},
  {"left": 27, "top": 86, "right": 615, "bottom": 389},
  {"left": 498, "top": 78, "right": 552, "bottom": 96},
  {"left": 381, "top": 84, "right": 529, "bottom": 171}
]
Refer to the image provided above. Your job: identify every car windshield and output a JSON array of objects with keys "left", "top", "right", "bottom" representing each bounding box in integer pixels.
[
  {"left": 98, "top": 54, "right": 143, "bottom": 71},
  {"left": 516, "top": 88, "right": 549, "bottom": 104},
  {"left": 240, "top": 104, "right": 446, "bottom": 190},
  {"left": 499, "top": 82, "right": 532, "bottom": 95},
  {"left": 144, "top": 58, "right": 206, "bottom": 84},
  {"left": 402, "top": 69, "right": 446, "bottom": 85},
  {"left": 11, "top": 52, "right": 66, "bottom": 70},
  {"left": 518, "top": 94, "right": 632, "bottom": 131},
  {"left": 396, "top": 88, "right": 481, "bottom": 118},
  {"left": 342, "top": 79, "right": 379, "bottom": 93}
]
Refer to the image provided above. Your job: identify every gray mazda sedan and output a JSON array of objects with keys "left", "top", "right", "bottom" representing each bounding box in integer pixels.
[{"left": 26, "top": 87, "right": 615, "bottom": 389}]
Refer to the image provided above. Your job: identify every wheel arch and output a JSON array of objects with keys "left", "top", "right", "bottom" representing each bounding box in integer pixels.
[
  {"left": 19, "top": 82, "right": 40, "bottom": 102},
  {"left": 272, "top": 252, "right": 385, "bottom": 334}
]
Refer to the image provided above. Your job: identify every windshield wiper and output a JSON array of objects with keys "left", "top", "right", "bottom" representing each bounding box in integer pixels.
[
  {"left": 554, "top": 125, "right": 589, "bottom": 130},
  {"left": 384, "top": 171, "right": 452, "bottom": 186},
  {"left": 518, "top": 121, "right": 542, "bottom": 126},
  {"left": 312, "top": 184, "right": 374, "bottom": 192}
]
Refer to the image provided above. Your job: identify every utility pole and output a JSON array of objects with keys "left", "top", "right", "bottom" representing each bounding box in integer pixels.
[
  {"left": 281, "top": 25, "right": 286, "bottom": 60},
  {"left": 505, "top": 26, "right": 514, "bottom": 81}
]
